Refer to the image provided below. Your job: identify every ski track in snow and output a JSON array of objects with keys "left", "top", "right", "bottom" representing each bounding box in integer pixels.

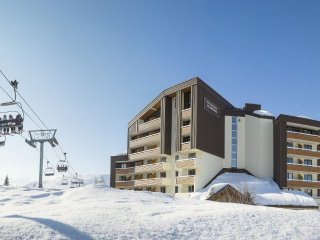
[{"left": 0, "top": 185, "right": 319, "bottom": 240}]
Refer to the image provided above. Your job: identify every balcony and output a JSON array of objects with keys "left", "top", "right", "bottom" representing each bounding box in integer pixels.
[
  {"left": 181, "top": 125, "right": 191, "bottom": 137},
  {"left": 134, "top": 178, "right": 170, "bottom": 187},
  {"left": 287, "top": 131, "right": 320, "bottom": 144},
  {"left": 287, "top": 179, "right": 320, "bottom": 188},
  {"left": 181, "top": 142, "right": 191, "bottom": 151},
  {"left": 176, "top": 175, "right": 195, "bottom": 185},
  {"left": 181, "top": 108, "right": 191, "bottom": 120},
  {"left": 129, "top": 132, "right": 161, "bottom": 149},
  {"left": 115, "top": 180, "right": 134, "bottom": 188},
  {"left": 129, "top": 147, "right": 161, "bottom": 161},
  {"left": 287, "top": 147, "right": 320, "bottom": 158},
  {"left": 135, "top": 162, "right": 170, "bottom": 174},
  {"left": 137, "top": 118, "right": 161, "bottom": 134},
  {"left": 115, "top": 168, "right": 134, "bottom": 175},
  {"left": 287, "top": 163, "right": 320, "bottom": 174},
  {"left": 176, "top": 158, "right": 196, "bottom": 168}
]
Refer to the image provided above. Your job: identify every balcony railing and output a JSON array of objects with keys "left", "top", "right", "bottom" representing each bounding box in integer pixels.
[
  {"left": 287, "top": 163, "right": 320, "bottom": 173},
  {"left": 129, "top": 132, "right": 161, "bottom": 149},
  {"left": 287, "top": 179, "right": 320, "bottom": 188},
  {"left": 134, "top": 178, "right": 170, "bottom": 187},
  {"left": 181, "top": 108, "right": 191, "bottom": 120},
  {"left": 138, "top": 118, "right": 161, "bottom": 133},
  {"left": 181, "top": 142, "right": 191, "bottom": 151},
  {"left": 287, "top": 131, "right": 320, "bottom": 143},
  {"left": 115, "top": 180, "right": 134, "bottom": 188},
  {"left": 176, "top": 158, "right": 196, "bottom": 168},
  {"left": 129, "top": 147, "right": 161, "bottom": 161},
  {"left": 181, "top": 125, "right": 191, "bottom": 136},
  {"left": 115, "top": 168, "right": 134, "bottom": 175},
  {"left": 176, "top": 175, "right": 195, "bottom": 185},
  {"left": 287, "top": 147, "right": 320, "bottom": 158},
  {"left": 116, "top": 162, "right": 170, "bottom": 175}
]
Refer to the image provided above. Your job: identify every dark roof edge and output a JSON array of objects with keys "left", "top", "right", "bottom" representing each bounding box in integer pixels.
[{"left": 274, "top": 114, "right": 320, "bottom": 128}]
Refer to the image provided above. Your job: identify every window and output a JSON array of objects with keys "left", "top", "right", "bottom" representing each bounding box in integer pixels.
[
  {"left": 304, "top": 174, "right": 313, "bottom": 181},
  {"left": 304, "top": 144, "right": 312, "bottom": 150},
  {"left": 188, "top": 185, "right": 194, "bottom": 193},
  {"left": 182, "top": 136, "right": 190, "bottom": 143},
  {"left": 175, "top": 186, "right": 179, "bottom": 193},
  {"left": 188, "top": 152, "right": 196, "bottom": 159},
  {"left": 160, "top": 157, "right": 166, "bottom": 163},
  {"left": 231, "top": 116, "right": 238, "bottom": 168},
  {"left": 287, "top": 142, "right": 293, "bottom": 148},
  {"left": 175, "top": 171, "right": 179, "bottom": 177},
  {"left": 188, "top": 169, "right": 196, "bottom": 175},
  {"left": 121, "top": 163, "right": 126, "bottom": 168},
  {"left": 304, "top": 189, "right": 313, "bottom": 196},
  {"left": 287, "top": 158, "right": 293, "bottom": 164},
  {"left": 183, "top": 92, "right": 191, "bottom": 109},
  {"left": 160, "top": 186, "right": 166, "bottom": 193},
  {"left": 160, "top": 172, "right": 166, "bottom": 178},
  {"left": 182, "top": 120, "right": 190, "bottom": 126},
  {"left": 175, "top": 155, "right": 179, "bottom": 160},
  {"left": 304, "top": 159, "right": 312, "bottom": 166},
  {"left": 287, "top": 173, "right": 293, "bottom": 180},
  {"left": 119, "top": 176, "right": 126, "bottom": 181},
  {"left": 146, "top": 187, "right": 152, "bottom": 191}
]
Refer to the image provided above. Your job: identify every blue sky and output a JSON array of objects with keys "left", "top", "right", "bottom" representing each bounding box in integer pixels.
[{"left": 0, "top": 0, "right": 319, "bottom": 181}]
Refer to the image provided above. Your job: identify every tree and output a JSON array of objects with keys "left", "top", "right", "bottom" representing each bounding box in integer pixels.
[{"left": 4, "top": 175, "right": 9, "bottom": 186}]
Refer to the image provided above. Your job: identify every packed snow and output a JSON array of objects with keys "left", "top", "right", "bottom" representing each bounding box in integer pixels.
[
  {"left": 0, "top": 183, "right": 320, "bottom": 239},
  {"left": 253, "top": 109, "right": 274, "bottom": 117},
  {"left": 192, "top": 173, "right": 318, "bottom": 207}
]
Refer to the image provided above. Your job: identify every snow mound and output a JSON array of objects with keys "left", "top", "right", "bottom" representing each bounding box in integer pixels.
[
  {"left": 297, "top": 115, "right": 313, "bottom": 120},
  {"left": 191, "top": 173, "right": 317, "bottom": 207},
  {"left": 253, "top": 109, "right": 274, "bottom": 117}
]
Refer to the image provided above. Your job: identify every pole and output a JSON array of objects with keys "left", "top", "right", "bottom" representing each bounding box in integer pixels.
[{"left": 39, "top": 142, "right": 44, "bottom": 188}]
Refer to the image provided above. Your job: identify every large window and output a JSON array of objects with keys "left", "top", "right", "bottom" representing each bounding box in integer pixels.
[
  {"left": 304, "top": 159, "right": 313, "bottom": 166},
  {"left": 183, "top": 92, "right": 191, "bottom": 109},
  {"left": 287, "top": 173, "right": 293, "bottom": 180},
  {"left": 304, "top": 189, "right": 313, "bottom": 196},
  {"left": 287, "top": 142, "right": 293, "bottom": 148},
  {"left": 231, "top": 117, "right": 237, "bottom": 168},
  {"left": 160, "top": 186, "right": 166, "bottom": 193},
  {"left": 175, "top": 186, "right": 179, "bottom": 193},
  {"left": 188, "top": 185, "right": 194, "bottom": 193},
  {"left": 188, "top": 169, "right": 196, "bottom": 175},
  {"left": 188, "top": 152, "right": 196, "bottom": 159},
  {"left": 304, "top": 144, "right": 312, "bottom": 150},
  {"left": 304, "top": 174, "right": 313, "bottom": 181}
]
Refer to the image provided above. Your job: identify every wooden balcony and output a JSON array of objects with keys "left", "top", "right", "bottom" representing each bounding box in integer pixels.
[
  {"left": 115, "top": 181, "right": 134, "bottom": 188},
  {"left": 287, "top": 131, "right": 320, "bottom": 144},
  {"left": 176, "top": 176, "right": 195, "bottom": 185},
  {"left": 287, "top": 148, "right": 320, "bottom": 158},
  {"left": 181, "top": 142, "right": 191, "bottom": 151},
  {"left": 181, "top": 108, "right": 191, "bottom": 120},
  {"left": 129, "top": 147, "right": 161, "bottom": 161},
  {"left": 176, "top": 159, "right": 196, "bottom": 169},
  {"left": 129, "top": 133, "right": 161, "bottom": 149},
  {"left": 287, "top": 179, "right": 320, "bottom": 188},
  {"left": 287, "top": 164, "right": 320, "bottom": 174},
  {"left": 134, "top": 162, "right": 170, "bottom": 174},
  {"left": 134, "top": 178, "right": 170, "bottom": 187},
  {"left": 181, "top": 125, "right": 191, "bottom": 137},
  {"left": 115, "top": 168, "right": 134, "bottom": 175},
  {"left": 138, "top": 118, "right": 161, "bottom": 134}
]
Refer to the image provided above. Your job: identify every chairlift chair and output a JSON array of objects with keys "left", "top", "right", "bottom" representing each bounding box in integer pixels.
[
  {"left": 61, "top": 175, "right": 68, "bottom": 186},
  {"left": 44, "top": 161, "right": 55, "bottom": 176},
  {"left": 57, "top": 153, "right": 68, "bottom": 172}
]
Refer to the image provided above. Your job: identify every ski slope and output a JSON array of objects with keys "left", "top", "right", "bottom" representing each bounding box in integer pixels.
[{"left": 0, "top": 185, "right": 320, "bottom": 240}]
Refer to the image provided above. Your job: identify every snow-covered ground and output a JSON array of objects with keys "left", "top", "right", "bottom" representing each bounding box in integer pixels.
[
  {"left": 192, "top": 173, "right": 318, "bottom": 207},
  {"left": 0, "top": 184, "right": 320, "bottom": 240}
]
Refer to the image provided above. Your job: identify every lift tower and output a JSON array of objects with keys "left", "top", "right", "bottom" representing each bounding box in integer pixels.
[{"left": 26, "top": 130, "right": 58, "bottom": 188}]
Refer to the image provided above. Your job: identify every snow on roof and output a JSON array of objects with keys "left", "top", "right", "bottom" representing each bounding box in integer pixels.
[
  {"left": 297, "top": 115, "right": 313, "bottom": 120},
  {"left": 191, "top": 173, "right": 317, "bottom": 207},
  {"left": 253, "top": 110, "right": 274, "bottom": 117}
]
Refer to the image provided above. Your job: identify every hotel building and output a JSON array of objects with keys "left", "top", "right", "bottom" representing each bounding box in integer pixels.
[{"left": 110, "top": 77, "right": 320, "bottom": 202}]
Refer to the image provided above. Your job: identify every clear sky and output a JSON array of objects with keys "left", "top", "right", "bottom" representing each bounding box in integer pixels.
[{"left": 0, "top": 0, "right": 319, "bottom": 182}]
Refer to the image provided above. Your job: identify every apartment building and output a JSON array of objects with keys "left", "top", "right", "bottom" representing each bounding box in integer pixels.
[
  {"left": 274, "top": 115, "right": 320, "bottom": 201},
  {"left": 110, "top": 77, "right": 274, "bottom": 196}
]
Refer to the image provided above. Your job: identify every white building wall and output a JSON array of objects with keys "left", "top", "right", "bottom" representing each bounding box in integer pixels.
[
  {"left": 237, "top": 116, "right": 246, "bottom": 169},
  {"left": 194, "top": 150, "right": 223, "bottom": 191},
  {"left": 245, "top": 115, "right": 273, "bottom": 178}
]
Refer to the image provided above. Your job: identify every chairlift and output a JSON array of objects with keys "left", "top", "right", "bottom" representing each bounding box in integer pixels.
[
  {"left": 44, "top": 161, "right": 55, "bottom": 176},
  {"left": 57, "top": 152, "right": 68, "bottom": 172},
  {"left": 70, "top": 173, "right": 84, "bottom": 188},
  {"left": 61, "top": 175, "right": 68, "bottom": 186}
]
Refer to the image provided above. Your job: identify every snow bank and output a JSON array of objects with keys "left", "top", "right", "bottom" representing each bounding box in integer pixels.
[{"left": 192, "top": 173, "right": 317, "bottom": 207}]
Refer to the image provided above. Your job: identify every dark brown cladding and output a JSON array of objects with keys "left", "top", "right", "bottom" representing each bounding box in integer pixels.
[
  {"left": 273, "top": 114, "right": 320, "bottom": 189},
  {"left": 161, "top": 96, "right": 172, "bottom": 155},
  {"left": 110, "top": 154, "right": 128, "bottom": 188}
]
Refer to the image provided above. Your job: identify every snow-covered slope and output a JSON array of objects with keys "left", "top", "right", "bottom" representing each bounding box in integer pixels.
[
  {"left": 192, "top": 173, "right": 317, "bottom": 207},
  {"left": 0, "top": 185, "right": 320, "bottom": 239}
]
